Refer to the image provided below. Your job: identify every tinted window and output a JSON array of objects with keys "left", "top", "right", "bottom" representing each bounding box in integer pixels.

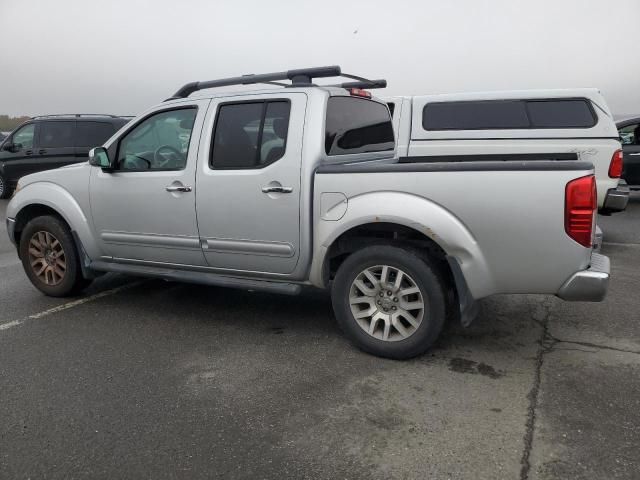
[
  {"left": 75, "top": 122, "right": 115, "bottom": 147},
  {"left": 526, "top": 100, "right": 595, "bottom": 128},
  {"left": 387, "top": 102, "right": 396, "bottom": 117},
  {"left": 423, "top": 98, "right": 597, "bottom": 131},
  {"left": 39, "top": 121, "right": 75, "bottom": 148},
  {"left": 12, "top": 123, "right": 35, "bottom": 149},
  {"left": 423, "top": 101, "right": 529, "bottom": 130},
  {"left": 619, "top": 123, "right": 640, "bottom": 145},
  {"left": 211, "top": 100, "right": 291, "bottom": 169},
  {"left": 325, "top": 97, "right": 394, "bottom": 155},
  {"left": 117, "top": 108, "right": 197, "bottom": 171}
]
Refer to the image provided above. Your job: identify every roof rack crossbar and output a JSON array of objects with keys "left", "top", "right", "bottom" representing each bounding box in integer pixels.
[
  {"left": 166, "top": 66, "right": 388, "bottom": 101},
  {"left": 168, "top": 66, "right": 342, "bottom": 100}
]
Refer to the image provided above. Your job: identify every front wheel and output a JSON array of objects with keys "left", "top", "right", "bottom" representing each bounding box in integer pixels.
[
  {"left": 331, "top": 245, "right": 447, "bottom": 360},
  {"left": 19, "top": 215, "right": 92, "bottom": 297}
]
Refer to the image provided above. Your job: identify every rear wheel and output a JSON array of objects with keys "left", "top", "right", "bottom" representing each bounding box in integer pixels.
[
  {"left": 0, "top": 175, "right": 11, "bottom": 199},
  {"left": 19, "top": 215, "right": 92, "bottom": 296},
  {"left": 331, "top": 245, "right": 447, "bottom": 359}
]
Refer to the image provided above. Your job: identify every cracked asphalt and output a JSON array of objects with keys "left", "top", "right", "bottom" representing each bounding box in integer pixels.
[{"left": 1, "top": 195, "right": 639, "bottom": 479}]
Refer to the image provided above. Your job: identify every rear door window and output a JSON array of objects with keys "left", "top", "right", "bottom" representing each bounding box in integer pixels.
[
  {"left": 75, "top": 122, "right": 115, "bottom": 147},
  {"left": 325, "top": 97, "right": 394, "bottom": 155},
  {"left": 39, "top": 121, "right": 75, "bottom": 148},
  {"left": 211, "top": 100, "right": 291, "bottom": 169}
]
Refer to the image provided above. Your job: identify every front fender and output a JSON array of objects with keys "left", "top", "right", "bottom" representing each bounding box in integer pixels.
[
  {"left": 7, "top": 182, "right": 101, "bottom": 259},
  {"left": 309, "top": 191, "right": 495, "bottom": 299}
]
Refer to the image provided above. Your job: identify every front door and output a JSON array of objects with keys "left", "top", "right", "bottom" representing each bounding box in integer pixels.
[
  {"left": 196, "top": 93, "right": 305, "bottom": 275},
  {"left": 89, "top": 102, "right": 208, "bottom": 266},
  {"left": 0, "top": 122, "right": 38, "bottom": 184},
  {"left": 620, "top": 121, "right": 640, "bottom": 185}
]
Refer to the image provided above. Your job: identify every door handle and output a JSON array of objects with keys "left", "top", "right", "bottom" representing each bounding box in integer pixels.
[
  {"left": 165, "top": 185, "right": 192, "bottom": 193},
  {"left": 25, "top": 150, "right": 33, "bottom": 156},
  {"left": 262, "top": 186, "right": 293, "bottom": 194},
  {"left": 629, "top": 153, "right": 640, "bottom": 156},
  {"left": 38, "top": 149, "right": 47, "bottom": 154}
]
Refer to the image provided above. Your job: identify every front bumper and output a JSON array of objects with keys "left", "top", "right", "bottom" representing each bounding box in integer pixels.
[
  {"left": 601, "top": 182, "right": 629, "bottom": 213},
  {"left": 6, "top": 217, "right": 16, "bottom": 246},
  {"left": 557, "top": 253, "right": 610, "bottom": 302}
]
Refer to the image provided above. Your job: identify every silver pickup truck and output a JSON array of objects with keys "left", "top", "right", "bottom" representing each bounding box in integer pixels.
[{"left": 5, "top": 66, "right": 610, "bottom": 359}]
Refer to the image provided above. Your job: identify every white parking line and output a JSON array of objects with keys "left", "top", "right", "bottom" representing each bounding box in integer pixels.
[{"left": 0, "top": 281, "right": 143, "bottom": 332}]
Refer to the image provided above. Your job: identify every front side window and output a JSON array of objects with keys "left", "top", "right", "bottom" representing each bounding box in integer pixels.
[
  {"left": 117, "top": 108, "right": 197, "bottom": 171},
  {"left": 12, "top": 123, "right": 35, "bottom": 149},
  {"left": 211, "top": 100, "right": 291, "bottom": 169},
  {"left": 619, "top": 123, "right": 640, "bottom": 145},
  {"left": 40, "top": 121, "right": 75, "bottom": 148},
  {"left": 325, "top": 97, "right": 395, "bottom": 156}
]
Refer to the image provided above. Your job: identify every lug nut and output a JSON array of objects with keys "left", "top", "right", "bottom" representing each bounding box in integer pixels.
[
  {"left": 377, "top": 300, "right": 381, "bottom": 305},
  {"left": 392, "top": 306, "right": 397, "bottom": 311},
  {"left": 379, "top": 292, "right": 384, "bottom": 297},
  {"left": 387, "top": 291, "right": 392, "bottom": 296},
  {"left": 393, "top": 297, "right": 398, "bottom": 302}
]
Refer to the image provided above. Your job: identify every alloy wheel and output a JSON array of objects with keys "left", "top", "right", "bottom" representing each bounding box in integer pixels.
[
  {"left": 28, "top": 231, "right": 67, "bottom": 286},
  {"left": 349, "top": 265, "right": 426, "bottom": 342}
]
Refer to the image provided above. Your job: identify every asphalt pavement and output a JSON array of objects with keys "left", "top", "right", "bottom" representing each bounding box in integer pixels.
[{"left": 1, "top": 195, "right": 639, "bottom": 480}]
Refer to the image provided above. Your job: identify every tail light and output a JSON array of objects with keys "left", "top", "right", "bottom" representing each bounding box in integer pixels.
[
  {"left": 349, "top": 88, "right": 372, "bottom": 98},
  {"left": 565, "top": 175, "right": 596, "bottom": 248},
  {"left": 608, "top": 149, "right": 623, "bottom": 178}
]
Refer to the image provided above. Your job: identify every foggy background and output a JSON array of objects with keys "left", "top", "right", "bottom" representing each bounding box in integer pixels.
[{"left": 1, "top": 0, "right": 639, "bottom": 118}]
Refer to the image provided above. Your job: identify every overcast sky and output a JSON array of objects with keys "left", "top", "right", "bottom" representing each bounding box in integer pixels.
[{"left": 1, "top": 0, "right": 639, "bottom": 117}]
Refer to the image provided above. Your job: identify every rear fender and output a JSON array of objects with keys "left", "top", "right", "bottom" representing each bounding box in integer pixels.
[{"left": 310, "top": 191, "right": 495, "bottom": 299}]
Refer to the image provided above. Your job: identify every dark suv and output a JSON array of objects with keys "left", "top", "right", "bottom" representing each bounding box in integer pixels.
[{"left": 0, "top": 114, "right": 130, "bottom": 198}]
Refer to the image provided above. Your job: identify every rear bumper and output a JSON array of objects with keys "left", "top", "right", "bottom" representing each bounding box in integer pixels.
[
  {"left": 556, "top": 253, "right": 610, "bottom": 302},
  {"left": 6, "top": 217, "right": 16, "bottom": 246},
  {"left": 601, "top": 182, "right": 629, "bottom": 213}
]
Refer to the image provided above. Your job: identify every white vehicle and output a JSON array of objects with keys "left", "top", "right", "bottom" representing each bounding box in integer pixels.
[{"left": 386, "top": 89, "right": 628, "bottom": 214}]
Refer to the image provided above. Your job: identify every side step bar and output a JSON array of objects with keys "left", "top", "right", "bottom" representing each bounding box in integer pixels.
[{"left": 89, "top": 261, "right": 302, "bottom": 296}]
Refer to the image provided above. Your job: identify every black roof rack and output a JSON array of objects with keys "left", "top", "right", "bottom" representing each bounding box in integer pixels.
[
  {"left": 166, "top": 66, "right": 386, "bottom": 101},
  {"left": 31, "top": 114, "right": 127, "bottom": 120}
]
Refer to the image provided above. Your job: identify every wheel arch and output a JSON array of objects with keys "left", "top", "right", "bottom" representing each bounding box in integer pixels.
[
  {"left": 8, "top": 182, "right": 100, "bottom": 260},
  {"left": 309, "top": 191, "right": 495, "bottom": 300}
]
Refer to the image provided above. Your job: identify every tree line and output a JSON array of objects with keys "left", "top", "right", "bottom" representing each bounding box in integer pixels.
[{"left": 0, "top": 115, "right": 30, "bottom": 132}]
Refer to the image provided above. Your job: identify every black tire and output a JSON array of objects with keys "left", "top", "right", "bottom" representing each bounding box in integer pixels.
[
  {"left": 331, "top": 245, "right": 447, "bottom": 360},
  {"left": 0, "top": 174, "right": 11, "bottom": 199},
  {"left": 19, "top": 215, "right": 92, "bottom": 297}
]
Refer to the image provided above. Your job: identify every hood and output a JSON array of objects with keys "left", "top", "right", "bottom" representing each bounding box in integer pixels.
[{"left": 18, "top": 161, "right": 91, "bottom": 188}]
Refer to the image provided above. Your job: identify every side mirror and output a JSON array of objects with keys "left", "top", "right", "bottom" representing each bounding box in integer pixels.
[
  {"left": 89, "top": 147, "right": 112, "bottom": 170},
  {"left": 2, "top": 142, "right": 18, "bottom": 153}
]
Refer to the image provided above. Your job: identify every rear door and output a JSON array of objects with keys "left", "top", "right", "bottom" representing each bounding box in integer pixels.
[
  {"left": 34, "top": 120, "right": 78, "bottom": 171},
  {"left": 619, "top": 121, "right": 640, "bottom": 185},
  {"left": 75, "top": 121, "right": 117, "bottom": 160},
  {"left": 196, "top": 93, "right": 306, "bottom": 275}
]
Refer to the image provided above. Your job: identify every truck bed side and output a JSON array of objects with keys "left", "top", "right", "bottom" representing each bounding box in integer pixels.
[{"left": 311, "top": 160, "right": 595, "bottom": 300}]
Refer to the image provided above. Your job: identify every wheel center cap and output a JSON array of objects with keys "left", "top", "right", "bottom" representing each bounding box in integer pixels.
[{"left": 380, "top": 297, "right": 394, "bottom": 310}]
